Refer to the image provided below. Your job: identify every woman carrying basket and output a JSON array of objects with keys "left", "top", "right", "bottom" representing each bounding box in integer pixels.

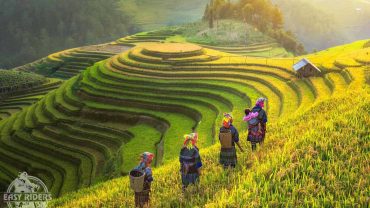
[
  {"left": 219, "top": 113, "right": 243, "bottom": 169},
  {"left": 245, "top": 98, "right": 268, "bottom": 151},
  {"left": 179, "top": 133, "right": 203, "bottom": 192},
  {"left": 132, "top": 152, "right": 154, "bottom": 208}
]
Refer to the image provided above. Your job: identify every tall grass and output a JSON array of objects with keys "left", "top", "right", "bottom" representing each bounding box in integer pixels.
[{"left": 49, "top": 84, "right": 369, "bottom": 207}]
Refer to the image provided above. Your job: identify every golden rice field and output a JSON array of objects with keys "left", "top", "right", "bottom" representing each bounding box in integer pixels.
[
  {"left": 0, "top": 31, "right": 369, "bottom": 207},
  {"left": 50, "top": 88, "right": 369, "bottom": 207},
  {"left": 47, "top": 39, "right": 369, "bottom": 207}
]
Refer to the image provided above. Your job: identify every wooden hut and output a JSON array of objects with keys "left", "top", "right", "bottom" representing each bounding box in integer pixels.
[{"left": 293, "top": 58, "right": 321, "bottom": 78}]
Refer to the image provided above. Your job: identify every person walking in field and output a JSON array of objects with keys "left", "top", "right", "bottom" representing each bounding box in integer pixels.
[
  {"left": 179, "top": 133, "right": 203, "bottom": 192},
  {"left": 133, "top": 152, "right": 154, "bottom": 208},
  {"left": 245, "top": 98, "right": 268, "bottom": 151},
  {"left": 219, "top": 113, "right": 243, "bottom": 169}
]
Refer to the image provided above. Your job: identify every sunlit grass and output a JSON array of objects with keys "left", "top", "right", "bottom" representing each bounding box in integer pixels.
[
  {"left": 49, "top": 40, "right": 369, "bottom": 207},
  {"left": 49, "top": 86, "right": 369, "bottom": 207}
]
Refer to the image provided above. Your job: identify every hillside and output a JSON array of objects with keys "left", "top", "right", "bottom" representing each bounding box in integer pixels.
[
  {"left": 175, "top": 20, "right": 293, "bottom": 58},
  {"left": 46, "top": 39, "right": 370, "bottom": 207},
  {"left": 14, "top": 44, "right": 131, "bottom": 79},
  {"left": 0, "top": 33, "right": 368, "bottom": 207},
  {"left": 50, "top": 89, "right": 369, "bottom": 207},
  {"left": 0, "top": 70, "right": 46, "bottom": 95},
  {"left": 2, "top": 0, "right": 369, "bottom": 69},
  {"left": 0, "top": 70, "right": 59, "bottom": 121},
  {"left": 16, "top": 24, "right": 293, "bottom": 84},
  {"left": 116, "top": 22, "right": 294, "bottom": 58},
  {"left": 0, "top": 0, "right": 136, "bottom": 69}
]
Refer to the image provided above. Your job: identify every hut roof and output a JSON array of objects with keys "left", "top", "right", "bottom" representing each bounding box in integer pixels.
[{"left": 293, "top": 58, "right": 321, "bottom": 72}]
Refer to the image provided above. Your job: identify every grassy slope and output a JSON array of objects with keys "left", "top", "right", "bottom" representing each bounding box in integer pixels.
[
  {"left": 0, "top": 34, "right": 366, "bottom": 195},
  {"left": 118, "top": 20, "right": 293, "bottom": 58},
  {"left": 302, "top": 39, "right": 369, "bottom": 71},
  {"left": 118, "top": 0, "right": 370, "bottom": 53},
  {"left": 49, "top": 41, "right": 369, "bottom": 207},
  {"left": 0, "top": 70, "right": 61, "bottom": 121},
  {"left": 177, "top": 20, "right": 274, "bottom": 46},
  {"left": 177, "top": 20, "right": 292, "bottom": 57}
]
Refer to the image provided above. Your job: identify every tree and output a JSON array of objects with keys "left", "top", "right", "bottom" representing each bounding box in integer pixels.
[
  {"left": 213, "top": 0, "right": 225, "bottom": 28},
  {"left": 209, "top": 0, "right": 214, "bottom": 28},
  {"left": 209, "top": 8, "right": 214, "bottom": 29},
  {"left": 219, "top": 0, "right": 233, "bottom": 19},
  {"left": 242, "top": 4, "right": 254, "bottom": 44},
  {"left": 203, "top": 3, "right": 210, "bottom": 21},
  {"left": 200, "top": 0, "right": 306, "bottom": 55},
  {"left": 40, "top": 28, "right": 51, "bottom": 54},
  {"left": 271, "top": 6, "right": 283, "bottom": 29},
  {"left": 0, "top": 0, "right": 136, "bottom": 69},
  {"left": 242, "top": 4, "right": 254, "bottom": 23}
]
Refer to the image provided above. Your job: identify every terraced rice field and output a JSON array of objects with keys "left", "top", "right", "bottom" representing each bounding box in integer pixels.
[
  {"left": 16, "top": 45, "right": 131, "bottom": 80},
  {"left": 115, "top": 29, "right": 181, "bottom": 46},
  {"left": 200, "top": 42, "right": 292, "bottom": 57},
  {"left": 0, "top": 79, "right": 62, "bottom": 121},
  {"left": 0, "top": 70, "right": 46, "bottom": 94},
  {"left": 115, "top": 29, "right": 291, "bottom": 58},
  {"left": 50, "top": 40, "right": 369, "bottom": 207},
  {"left": 303, "top": 40, "right": 369, "bottom": 72},
  {"left": 0, "top": 38, "right": 368, "bottom": 206}
]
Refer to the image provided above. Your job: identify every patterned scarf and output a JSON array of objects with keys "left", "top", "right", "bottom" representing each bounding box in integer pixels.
[
  {"left": 136, "top": 152, "right": 154, "bottom": 170},
  {"left": 183, "top": 133, "right": 198, "bottom": 149},
  {"left": 223, "top": 112, "right": 233, "bottom": 128}
]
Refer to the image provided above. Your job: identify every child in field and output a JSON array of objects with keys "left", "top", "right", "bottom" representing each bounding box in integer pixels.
[
  {"left": 134, "top": 152, "right": 154, "bottom": 208},
  {"left": 179, "top": 133, "right": 202, "bottom": 192}
]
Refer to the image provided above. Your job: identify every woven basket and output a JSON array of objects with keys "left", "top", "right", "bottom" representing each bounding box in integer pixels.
[
  {"left": 130, "top": 170, "right": 145, "bottom": 192},
  {"left": 219, "top": 132, "right": 232, "bottom": 148}
]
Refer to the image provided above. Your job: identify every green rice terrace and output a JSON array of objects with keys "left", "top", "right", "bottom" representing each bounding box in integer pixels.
[
  {"left": 15, "top": 44, "right": 131, "bottom": 80},
  {"left": 0, "top": 27, "right": 369, "bottom": 207},
  {"left": 0, "top": 70, "right": 61, "bottom": 121},
  {"left": 116, "top": 21, "right": 293, "bottom": 58}
]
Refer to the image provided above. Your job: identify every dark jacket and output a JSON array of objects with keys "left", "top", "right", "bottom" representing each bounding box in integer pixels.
[
  {"left": 252, "top": 106, "right": 267, "bottom": 124},
  {"left": 248, "top": 105, "right": 267, "bottom": 142},
  {"left": 179, "top": 147, "right": 202, "bottom": 174}
]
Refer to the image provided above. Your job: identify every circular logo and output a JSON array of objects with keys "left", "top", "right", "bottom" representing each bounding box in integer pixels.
[{"left": 3, "top": 172, "right": 52, "bottom": 208}]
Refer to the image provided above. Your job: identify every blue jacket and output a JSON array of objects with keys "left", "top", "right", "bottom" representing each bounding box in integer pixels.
[{"left": 252, "top": 106, "right": 267, "bottom": 123}]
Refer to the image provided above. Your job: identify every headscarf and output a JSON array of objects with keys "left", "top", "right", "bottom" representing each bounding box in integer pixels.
[
  {"left": 135, "top": 152, "right": 154, "bottom": 171},
  {"left": 142, "top": 152, "right": 154, "bottom": 163},
  {"left": 136, "top": 152, "right": 155, "bottom": 170},
  {"left": 223, "top": 117, "right": 231, "bottom": 128},
  {"left": 256, "top": 98, "right": 267, "bottom": 107},
  {"left": 223, "top": 113, "right": 233, "bottom": 128},
  {"left": 183, "top": 133, "right": 198, "bottom": 148}
]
